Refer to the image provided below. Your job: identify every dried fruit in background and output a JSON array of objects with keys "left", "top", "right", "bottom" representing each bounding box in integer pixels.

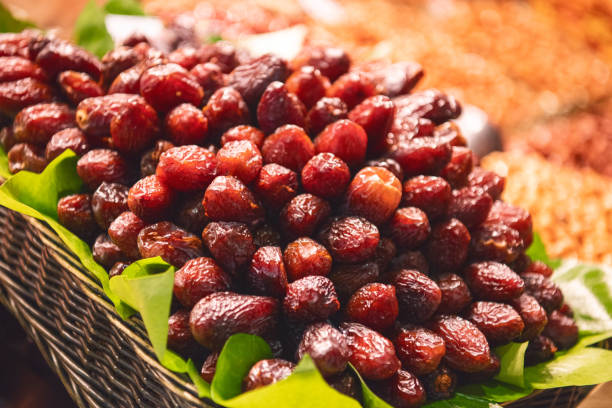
[
  {"left": 58, "top": 71, "right": 104, "bottom": 104},
  {"left": 257, "top": 81, "right": 306, "bottom": 134},
  {"left": 314, "top": 119, "right": 367, "bottom": 168},
  {"left": 388, "top": 369, "right": 426, "bottom": 408},
  {"left": 327, "top": 71, "right": 376, "bottom": 109},
  {"left": 330, "top": 262, "right": 380, "bottom": 300},
  {"left": 203, "top": 86, "right": 250, "bottom": 138},
  {"left": 221, "top": 125, "right": 264, "bottom": 148},
  {"left": 470, "top": 222, "right": 524, "bottom": 263},
  {"left": 390, "top": 136, "right": 451, "bottom": 177},
  {"left": 200, "top": 352, "right": 219, "bottom": 383},
  {"left": 421, "top": 365, "right": 456, "bottom": 401},
  {"left": 393, "top": 90, "right": 461, "bottom": 124},
  {"left": 543, "top": 310, "right": 578, "bottom": 350},
  {"left": 305, "top": 97, "right": 348, "bottom": 136},
  {"left": 0, "top": 78, "right": 53, "bottom": 116},
  {"left": 510, "top": 294, "right": 548, "bottom": 342},
  {"left": 0, "top": 56, "right": 47, "bottom": 83},
  {"left": 140, "top": 63, "right": 203, "bottom": 113},
  {"left": 348, "top": 95, "right": 395, "bottom": 157},
  {"left": 174, "top": 193, "right": 209, "bottom": 235},
  {"left": 525, "top": 335, "right": 557, "bottom": 366},
  {"left": 446, "top": 187, "right": 492, "bottom": 228},
  {"left": 140, "top": 140, "right": 174, "bottom": 177},
  {"left": 285, "top": 66, "right": 330, "bottom": 109},
  {"left": 190, "top": 62, "right": 225, "bottom": 101},
  {"left": 35, "top": 39, "right": 101, "bottom": 80},
  {"left": 92, "top": 233, "right": 126, "bottom": 268},
  {"left": 227, "top": 53, "right": 289, "bottom": 110},
  {"left": 292, "top": 46, "right": 350, "bottom": 82}
]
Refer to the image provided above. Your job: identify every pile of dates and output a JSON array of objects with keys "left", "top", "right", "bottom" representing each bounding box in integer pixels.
[{"left": 0, "top": 29, "right": 578, "bottom": 407}]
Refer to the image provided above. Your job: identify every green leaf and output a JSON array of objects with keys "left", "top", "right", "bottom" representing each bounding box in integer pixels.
[
  {"left": 74, "top": 0, "right": 146, "bottom": 58},
  {"left": 526, "top": 233, "right": 561, "bottom": 269},
  {"left": 350, "top": 363, "right": 500, "bottom": 408},
  {"left": 206, "top": 34, "right": 223, "bottom": 43},
  {"left": 216, "top": 350, "right": 362, "bottom": 407},
  {"left": 109, "top": 257, "right": 212, "bottom": 399},
  {"left": 525, "top": 347, "right": 612, "bottom": 388},
  {"left": 348, "top": 364, "right": 393, "bottom": 408},
  {"left": 424, "top": 393, "right": 502, "bottom": 408},
  {"left": 109, "top": 257, "right": 175, "bottom": 358},
  {"left": 493, "top": 342, "right": 528, "bottom": 387},
  {"left": 103, "top": 0, "right": 146, "bottom": 16},
  {"left": 458, "top": 381, "right": 532, "bottom": 404},
  {"left": 0, "top": 3, "right": 35, "bottom": 33},
  {"left": 211, "top": 334, "right": 273, "bottom": 401},
  {"left": 0, "top": 150, "right": 128, "bottom": 316},
  {"left": 0, "top": 145, "right": 11, "bottom": 180},
  {"left": 552, "top": 262, "right": 612, "bottom": 333},
  {"left": 74, "top": 0, "right": 114, "bottom": 58}
]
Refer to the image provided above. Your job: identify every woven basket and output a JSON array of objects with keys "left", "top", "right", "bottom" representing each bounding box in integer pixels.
[{"left": 0, "top": 206, "right": 597, "bottom": 408}]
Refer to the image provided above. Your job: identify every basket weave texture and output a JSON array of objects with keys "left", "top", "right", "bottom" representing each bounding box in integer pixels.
[{"left": 0, "top": 207, "right": 596, "bottom": 408}]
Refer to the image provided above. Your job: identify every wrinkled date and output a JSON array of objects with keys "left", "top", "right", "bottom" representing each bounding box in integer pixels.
[
  {"left": 0, "top": 78, "right": 53, "bottom": 116},
  {"left": 190, "top": 292, "right": 279, "bottom": 350},
  {"left": 428, "top": 315, "right": 491, "bottom": 373}
]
